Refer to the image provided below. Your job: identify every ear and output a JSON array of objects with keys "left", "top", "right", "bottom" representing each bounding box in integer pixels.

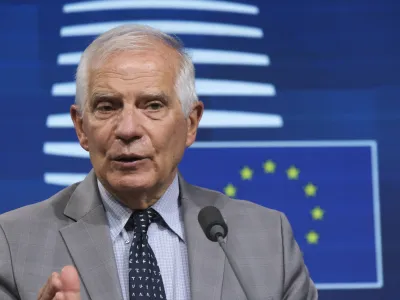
[
  {"left": 185, "top": 101, "right": 204, "bottom": 147},
  {"left": 70, "top": 104, "right": 89, "bottom": 151}
]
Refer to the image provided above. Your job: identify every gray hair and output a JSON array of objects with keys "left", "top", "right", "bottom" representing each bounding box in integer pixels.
[{"left": 75, "top": 24, "right": 198, "bottom": 117}]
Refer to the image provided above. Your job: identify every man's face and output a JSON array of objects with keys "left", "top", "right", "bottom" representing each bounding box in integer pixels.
[{"left": 71, "top": 44, "right": 203, "bottom": 201}]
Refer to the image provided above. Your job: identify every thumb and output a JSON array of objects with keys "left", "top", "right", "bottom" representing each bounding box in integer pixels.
[{"left": 59, "top": 265, "right": 80, "bottom": 300}]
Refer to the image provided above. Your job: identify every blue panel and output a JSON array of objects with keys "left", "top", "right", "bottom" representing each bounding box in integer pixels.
[
  {"left": 1, "top": 0, "right": 400, "bottom": 298},
  {"left": 180, "top": 142, "right": 381, "bottom": 289}
]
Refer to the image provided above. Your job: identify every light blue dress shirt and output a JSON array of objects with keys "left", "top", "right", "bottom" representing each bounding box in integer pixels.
[{"left": 98, "top": 174, "right": 191, "bottom": 300}]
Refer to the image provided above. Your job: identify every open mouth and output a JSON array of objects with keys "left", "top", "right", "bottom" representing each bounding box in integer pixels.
[{"left": 115, "top": 157, "right": 140, "bottom": 162}]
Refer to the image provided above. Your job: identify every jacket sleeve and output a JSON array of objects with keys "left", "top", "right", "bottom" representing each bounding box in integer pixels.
[
  {"left": 280, "top": 213, "right": 318, "bottom": 300},
  {"left": 0, "top": 223, "right": 20, "bottom": 299}
]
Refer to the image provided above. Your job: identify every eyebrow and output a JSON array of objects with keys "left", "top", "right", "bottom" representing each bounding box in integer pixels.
[
  {"left": 90, "top": 91, "right": 122, "bottom": 103},
  {"left": 136, "top": 92, "right": 171, "bottom": 103},
  {"left": 89, "top": 90, "right": 171, "bottom": 105}
]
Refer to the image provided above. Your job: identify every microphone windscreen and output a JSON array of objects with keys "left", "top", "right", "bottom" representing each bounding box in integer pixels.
[{"left": 198, "top": 206, "right": 228, "bottom": 241}]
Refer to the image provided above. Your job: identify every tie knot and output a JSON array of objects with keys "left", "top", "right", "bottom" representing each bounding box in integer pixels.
[{"left": 125, "top": 208, "right": 161, "bottom": 233}]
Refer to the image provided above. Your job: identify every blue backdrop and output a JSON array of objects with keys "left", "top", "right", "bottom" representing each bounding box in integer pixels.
[{"left": 1, "top": 0, "right": 399, "bottom": 299}]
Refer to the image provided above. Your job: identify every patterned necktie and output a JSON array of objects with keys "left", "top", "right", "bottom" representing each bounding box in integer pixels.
[{"left": 125, "top": 208, "right": 167, "bottom": 300}]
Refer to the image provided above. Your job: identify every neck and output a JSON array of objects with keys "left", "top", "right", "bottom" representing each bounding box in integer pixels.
[{"left": 100, "top": 172, "right": 177, "bottom": 210}]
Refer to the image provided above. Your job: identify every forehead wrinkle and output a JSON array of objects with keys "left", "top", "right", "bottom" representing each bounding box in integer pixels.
[
  {"left": 91, "top": 69, "right": 176, "bottom": 99},
  {"left": 93, "top": 67, "right": 174, "bottom": 84},
  {"left": 93, "top": 72, "right": 173, "bottom": 93},
  {"left": 88, "top": 48, "right": 180, "bottom": 103},
  {"left": 90, "top": 89, "right": 122, "bottom": 99},
  {"left": 93, "top": 46, "right": 180, "bottom": 78},
  {"left": 90, "top": 82, "right": 175, "bottom": 106}
]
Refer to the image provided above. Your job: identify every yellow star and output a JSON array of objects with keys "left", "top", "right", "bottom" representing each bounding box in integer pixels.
[
  {"left": 263, "top": 160, "right": 276, "bottom": 173},
  {"left": 286, "top": 165, "right": 300, "bottom": 180},
  {"left": 224, "top": 184, "right": 237, "bottom": 197},
  {"left": 306, "top": 231, "right": 319, "bottom": 244},
  {"left": 240, "top": 166, "right": 253, "bottom": 180},
  {"left": 304, "top": 182, "right": 317, "bottom": 197},
  {"left": 311, "top": 206, "right": 324, "bottom": 220}
]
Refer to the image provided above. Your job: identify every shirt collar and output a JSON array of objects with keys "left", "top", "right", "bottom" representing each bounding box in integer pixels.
[{"left": 98, "top": 174, "right": 184, "bottom": 243}]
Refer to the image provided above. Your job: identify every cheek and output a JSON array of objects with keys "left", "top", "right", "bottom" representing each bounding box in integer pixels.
[
  {"left": 166, "top": 123, "right": 187, "bottom": 159},
  {"left": 86, "top": 123, "right": 113, "bottom": 154},
  {"left": 151, "top": 121, "right": 185, "bottom": 162}
]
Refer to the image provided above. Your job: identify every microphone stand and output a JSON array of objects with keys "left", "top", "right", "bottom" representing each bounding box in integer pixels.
[{"left": 217, "top": 235, "right": 257, "bottom": 300}]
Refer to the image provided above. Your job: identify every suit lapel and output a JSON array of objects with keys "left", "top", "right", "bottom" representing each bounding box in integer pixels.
[
  {"left": 179, "top": 175, "right": 226, "bottom": 300},
  {"left": 58, "top": 170, "right": 226, "bottom": 300},
  {"left": 60, "top": 170, "right": 123, "bottom": 300}
]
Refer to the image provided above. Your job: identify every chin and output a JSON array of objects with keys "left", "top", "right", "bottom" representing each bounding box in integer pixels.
[{"left": 107, "top": 170, "right": 156, "bottom": 192}]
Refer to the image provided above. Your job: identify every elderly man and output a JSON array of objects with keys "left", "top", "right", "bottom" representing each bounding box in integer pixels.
[{"left": 0, "top": 25, "right": 317, "bottom": 300}]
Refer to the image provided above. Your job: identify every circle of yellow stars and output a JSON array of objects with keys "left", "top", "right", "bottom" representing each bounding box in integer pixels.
[{"left": 223, "top": 159, "right": 325, "bottom": 245}]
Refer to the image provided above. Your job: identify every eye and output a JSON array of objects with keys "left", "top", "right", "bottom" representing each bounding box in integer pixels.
[
  {"left": 96, "top": 102, "right": 114, "bottom": 112},
  {"left": 146, "top": 101, "right": 164, "bottom": 111}
]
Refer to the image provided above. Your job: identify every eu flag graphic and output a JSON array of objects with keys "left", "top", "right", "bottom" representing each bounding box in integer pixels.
[{"left": 179, "top": 141, "right": 383, "bottom": 289}]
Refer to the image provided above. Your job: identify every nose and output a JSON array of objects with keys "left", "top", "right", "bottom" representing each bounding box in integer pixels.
[{"left": 115, "top": 107, "right": 144, "bottom": 144}]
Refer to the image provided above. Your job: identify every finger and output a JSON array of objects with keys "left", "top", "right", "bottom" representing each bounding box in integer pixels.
[
  {"left": 37, "top": 285, "right": 45, "bottom": 299},
  {"left": 60, "top": 266, "right": 80, "bottom": 292},
  {"left": 54, "top": 291, "right": 65, "bottom": 300},
  {"left": 61, "top": 291, "right": 80, "bottom": 300},
  {"left": 38, "top": 272, "right": 62, "bottom": 300},
  {"left": 38, "top": 273, "right": 54, "bottom": 299},
  {"left": 37, "top": 273, "right": 56, "bottom": 299},
  {"left": 60, "top": 266, "right": 81, "bottom": 300},
  {"left": 46, "top": 273, "right": 62, "bottom": 299}
]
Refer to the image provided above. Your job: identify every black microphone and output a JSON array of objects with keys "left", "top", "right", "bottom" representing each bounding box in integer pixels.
[{"left": 198, "top": 206, "right": 257, "bottom": 300}]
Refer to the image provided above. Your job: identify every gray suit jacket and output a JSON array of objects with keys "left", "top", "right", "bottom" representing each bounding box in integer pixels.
[{"left": 0, "top": 170, "right": 318, "bottom": 300}]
